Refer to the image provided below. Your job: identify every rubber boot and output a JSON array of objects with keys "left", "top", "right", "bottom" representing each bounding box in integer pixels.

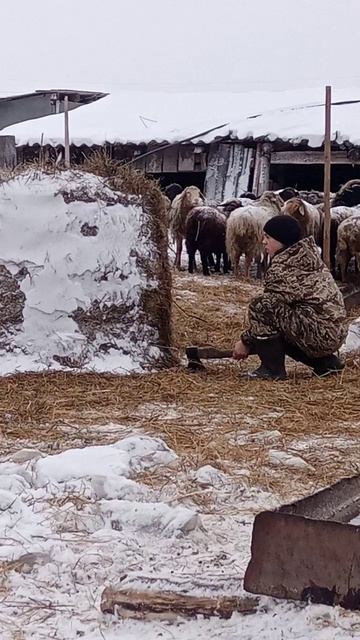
[
  {"left": 246, "top": 335, "right": 287, "bottom": 380},
  {"left": 284, "top": 343, "right": 345, "bottom": 377}
]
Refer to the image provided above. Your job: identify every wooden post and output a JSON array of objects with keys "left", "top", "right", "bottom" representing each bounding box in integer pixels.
[
  {"left": 64, "top": 95, "right": 70, "bottom": 168},
  {"left": 252, "top": 143, "right": 272, "bottom": 196},
  {"left": 323, "top": 86, "right": 332, "bottom": 269},
  {"left": 252, "top": 143, "right": 262, "bottom": 196},
  {"left": 258, "top": 143, "right": 272, "bottom": 195}
]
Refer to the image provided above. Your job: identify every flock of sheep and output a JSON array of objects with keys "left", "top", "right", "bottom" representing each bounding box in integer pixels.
[{"left": 163, "top": 179, "right": 360, "bottom": 281}]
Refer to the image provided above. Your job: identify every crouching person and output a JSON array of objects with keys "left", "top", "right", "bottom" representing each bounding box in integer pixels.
[{"left": 233, "top": 216, "right": 348, "bottom": 379}]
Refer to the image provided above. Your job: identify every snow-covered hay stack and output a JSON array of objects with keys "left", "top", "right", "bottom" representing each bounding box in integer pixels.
[{"left": 0, "top": 167, "right": 172, "bottom": 374}]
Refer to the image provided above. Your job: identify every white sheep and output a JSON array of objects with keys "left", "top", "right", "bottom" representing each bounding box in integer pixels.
[
  {"left": 282, "top": 197, "right": 322, "bottom": 243},
  {"left": 169, "top": 186, "right": 204, "bottom": 269},
  {"left": 226, "top": 191, "right": 283, "bottom": 278},
  {"left": 336, "top": 214, "right": 360, "bottom": 281}
]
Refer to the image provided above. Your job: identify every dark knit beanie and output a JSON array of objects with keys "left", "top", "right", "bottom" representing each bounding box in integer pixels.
[{"left": 263, "top": 215, "right": 302, "bottom": 247}]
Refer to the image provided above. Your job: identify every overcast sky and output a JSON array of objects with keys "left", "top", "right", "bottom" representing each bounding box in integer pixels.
[{"left": 2, "top": 0, "right": 360, "bottom": 95}]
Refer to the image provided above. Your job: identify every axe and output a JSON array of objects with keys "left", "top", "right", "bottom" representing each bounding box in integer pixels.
[{"left": 185, "top": 345, "right": 233, "bottom": 370}]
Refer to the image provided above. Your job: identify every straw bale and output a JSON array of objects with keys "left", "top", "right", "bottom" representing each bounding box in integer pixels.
[
  {"left": 0, "top": 158, "right": 173, "bottom": 372},
  {"left": 83, "top": 151, "right": 173, "bottom": 366}
]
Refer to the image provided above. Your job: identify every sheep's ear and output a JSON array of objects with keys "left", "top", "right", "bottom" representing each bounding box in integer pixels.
[{"left": 299, "top": 202, "right": 306, "bottom": 216}]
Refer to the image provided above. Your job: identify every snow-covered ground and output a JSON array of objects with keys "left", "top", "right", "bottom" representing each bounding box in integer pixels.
[{"left": 1, "top": 431, "right": 360, "bottom": 640}]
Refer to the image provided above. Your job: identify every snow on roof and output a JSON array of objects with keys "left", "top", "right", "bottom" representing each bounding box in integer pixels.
[{"left": 5, "top": 87, "right": 360, "bottom": 149}]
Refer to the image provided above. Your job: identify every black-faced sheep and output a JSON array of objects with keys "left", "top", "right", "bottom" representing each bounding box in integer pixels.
[
  {"left": 226, "top": 191, "right": 283, "bottom": 278},
  {"left": 169, "top": 186, "right": 205, "bottom": 269},
  {"left": 164, "top": 183, "right": 183, "bottom": 202},
  {"left": 185, "top": 206, "right": 228, "bottom": 276},
  {"left": 219, "top": 198, "right": 244, "bottom": 216},
  {"left": 279, "top": 187, "right": 299, "bottom": 202}
]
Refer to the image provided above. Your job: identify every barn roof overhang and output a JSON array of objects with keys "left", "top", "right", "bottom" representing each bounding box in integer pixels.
[{"left": 0, "top": 89, "right": 107, "bottom": 131}]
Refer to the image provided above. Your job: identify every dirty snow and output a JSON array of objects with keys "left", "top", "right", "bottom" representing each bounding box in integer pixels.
[
  {"left": 1, "top": 431, "right": 360, "bottom": 639},
  {"left": 342, "top": 316, "right": 360, "bottom": 354},
  {"left": 0, "top": 170, "right": 163, "bottom": 374}
]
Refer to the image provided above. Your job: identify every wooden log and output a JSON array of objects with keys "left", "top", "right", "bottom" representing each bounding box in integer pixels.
[{"left": 100, "top": 587, "right": 260, "bottom": 620}]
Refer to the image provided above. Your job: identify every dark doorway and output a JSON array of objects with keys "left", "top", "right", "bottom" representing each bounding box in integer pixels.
[
  {"left": 149, "top": 172, "right": 206, "bottom": 191},
  {"left": 270, "top": 163, "right": 360, "bottom": 192}
]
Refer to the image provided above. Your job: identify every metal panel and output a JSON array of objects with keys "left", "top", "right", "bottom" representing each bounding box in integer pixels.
[
  {"left": 0, "top": 90, "right": 106, "bottom": 130},
  {"left": 244, "top": 511, "right": 360, "bottom": 608}
]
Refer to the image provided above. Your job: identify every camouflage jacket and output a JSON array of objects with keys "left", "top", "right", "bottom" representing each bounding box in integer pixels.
[{"left": 242, "top": 236, "right": 348, "bottom": 357}]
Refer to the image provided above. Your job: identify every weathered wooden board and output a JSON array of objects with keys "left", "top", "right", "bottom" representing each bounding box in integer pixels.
[
  {"left": 162, "top": 145, "right": 179, "bottom": 172},
  {"left": 271, "top": 150, "right": 360, "bottom": 165},
  {"left": 178, "top": 146, "right": 194, "bottom": 171},
  {"left": 145, "top": 149, "right": 163, "bottom": 173},
  {"left": 204, "top": 143, "right": 254, "bottom": 201}
]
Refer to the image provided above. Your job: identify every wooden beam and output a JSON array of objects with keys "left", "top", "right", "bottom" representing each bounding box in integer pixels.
[
  {"left": 323, "top": 86, "right": 332, "bottom": 270},
  {"left": 100, "top": 587, "right": 261, "bottom": 620},
  {"left": 271, "top": 150, "right": 358, "bottom": 165},
  {"left": 64, "top": 95, "right": 70, "bottom": 168},
  {"left": 258, "top": 143, "right": 272, "bottom": 195},
  {"left": 252, "top": 143, "right": 262, "bottom": 196}
]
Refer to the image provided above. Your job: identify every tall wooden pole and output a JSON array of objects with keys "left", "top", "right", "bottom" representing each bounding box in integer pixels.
[
  {"left": 323, "top": 86, "right": 332, "bottom": 269},
  {"left": 64, "top": 95, "right": 70, "bottom": 168}
]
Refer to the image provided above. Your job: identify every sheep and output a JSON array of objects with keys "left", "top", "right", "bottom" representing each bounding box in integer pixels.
[
  {"left": 169, "top": 186, "right": 205, "bottom": 269},
  {"left": 240, "top": 191, "right": 257, "bottom": 200},
  {"left": 226, "top": 191, "right": 283, "bottom": 278},
  {"left": 279, "top": 187, "right": 299, "bottom": 202},
  {"left": 282, "top": 197, "right": 322, "bottom": 244},
  {"left": 336, "top": 215, "right": 360, "bottom": 281},
  {"left": 185, "top": 206, "right": 228, "bottom": 276},
  {"left": 164, "top": 183, "right": 183, "bottom": 202},
  {"left": 218, "top": 198, "right": 244, "bottom": 216},
  {"left": 332, "top": 179, "right": 360, "bottom": 208},
  {"left": 299, "top": 190, "right": 325, "bottom": 206},
  {"left": 318, "top": 206, "right": 359, "bottom": 274}
]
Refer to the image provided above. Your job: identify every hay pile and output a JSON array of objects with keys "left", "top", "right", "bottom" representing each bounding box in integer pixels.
[{"left": 0, "top": 161, "right": 172, "bottom": 374}]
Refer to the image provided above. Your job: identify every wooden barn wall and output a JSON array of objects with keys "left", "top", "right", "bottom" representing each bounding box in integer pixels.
[{"left": 204, "top": 143, "right": 254, "bottom": 201}]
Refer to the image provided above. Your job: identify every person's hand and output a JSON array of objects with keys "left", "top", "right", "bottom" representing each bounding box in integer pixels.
[{"left": 233, "top": 340, "right": 250, "bottom": 361}]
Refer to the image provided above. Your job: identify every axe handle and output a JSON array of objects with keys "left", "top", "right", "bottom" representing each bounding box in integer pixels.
[{"left": 195, "top": 346, "right": 233, "bottom": 360}]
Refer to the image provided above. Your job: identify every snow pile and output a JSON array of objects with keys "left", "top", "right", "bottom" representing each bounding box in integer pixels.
[
  {"left": 342, "top": 317, "right": 360, "bottom": 354},
  {"left": 0, "top": 170, "right": 169, "bottom": 374},
  {"left": 0, "top": 433, "right": 199, "bottom": 546},
  {"left": 269, "top": 449, "right": 314, "bottom": 471}
]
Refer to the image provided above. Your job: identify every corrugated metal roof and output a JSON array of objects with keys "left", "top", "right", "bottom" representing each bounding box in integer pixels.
[{"left": 5, "top": 88, "right": 360, "bottom": 148}]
